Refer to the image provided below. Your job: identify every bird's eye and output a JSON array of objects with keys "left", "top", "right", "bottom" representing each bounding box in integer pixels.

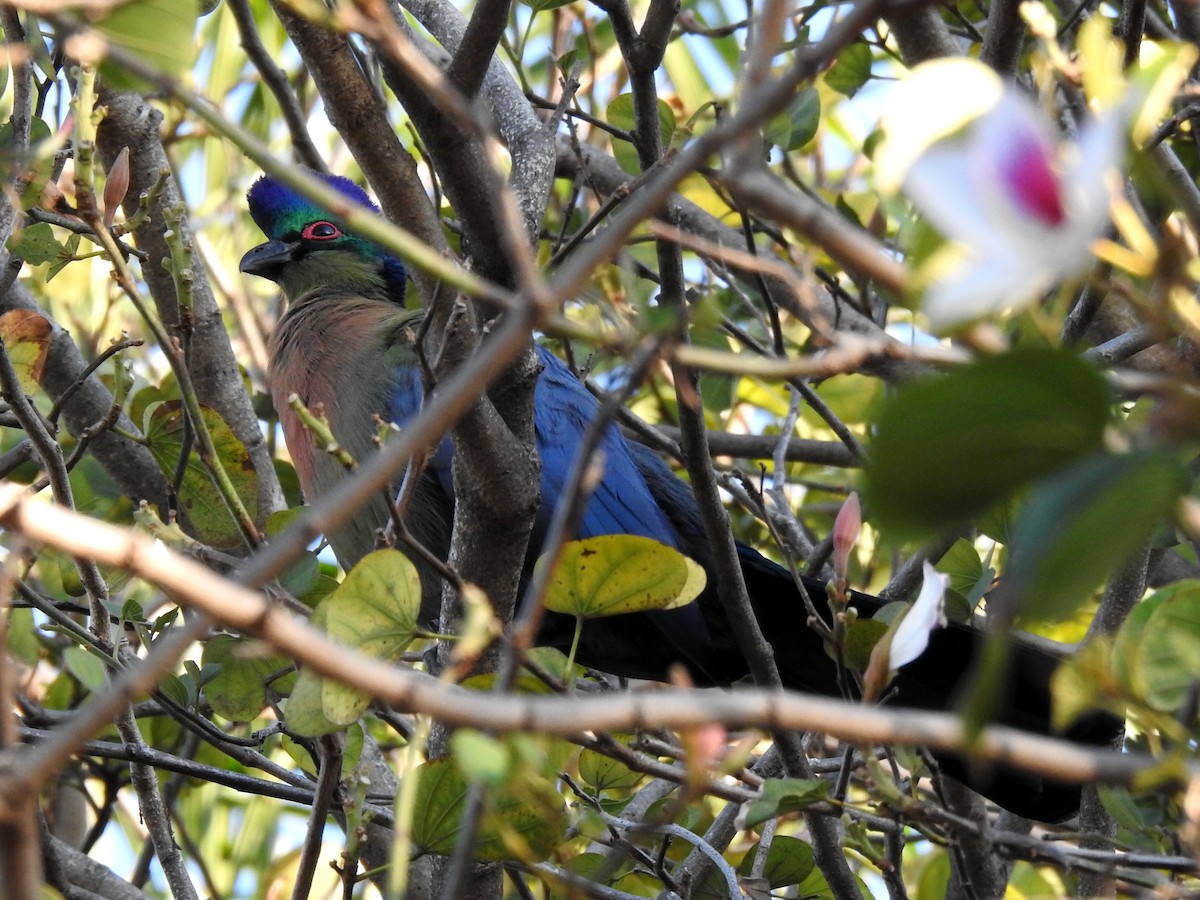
[{"left": 302, "top": 221, "right": 341, "bottom": 241}]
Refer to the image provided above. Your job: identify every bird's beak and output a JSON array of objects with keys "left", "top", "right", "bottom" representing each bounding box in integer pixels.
[{"left": 239, "top": 238, "right": 300, "bottom": 281}]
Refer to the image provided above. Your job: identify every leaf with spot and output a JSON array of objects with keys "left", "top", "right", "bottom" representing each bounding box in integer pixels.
[
  {"left": 539, "top": 535, "right": 705, "bottom": 618},
  {"left": 0, "top": 309, "right": 51, "bottom": 394},
  {"left": 7, "top": 222, "right": 66, "bottom": 266},
  {"left": 143, "top": 401, "right": 259, "bottom": 549}
]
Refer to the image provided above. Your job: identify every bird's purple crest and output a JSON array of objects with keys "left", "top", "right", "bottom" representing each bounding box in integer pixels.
[
  {"left": 245, "top": 171, "right": 407, "bottom": 300},
  {"left": 246, "top": 172, "right": 377, "bottom": 239}
]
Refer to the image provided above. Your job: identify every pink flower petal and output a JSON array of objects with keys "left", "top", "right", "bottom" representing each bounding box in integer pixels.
[
  {"left": 974, "top": 91, "right": 1067, "bottom": 228},
  {"left": 1002, "top": 128, "right": 1066, "bottom": 227}
]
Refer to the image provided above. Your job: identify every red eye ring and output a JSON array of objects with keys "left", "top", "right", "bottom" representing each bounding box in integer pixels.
[{"left": 302, "top": 221, "right": 341, "bottom": 241}]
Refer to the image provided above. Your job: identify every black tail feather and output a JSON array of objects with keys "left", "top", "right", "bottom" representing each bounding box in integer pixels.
[{"left": 737, "top": 544, "right": 1123, "bottom": 821}]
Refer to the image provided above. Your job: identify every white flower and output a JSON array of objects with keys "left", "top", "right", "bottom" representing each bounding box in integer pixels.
[
  {"left": 903, "top": 87, "right": 1122, "bottom": 331},
  {"left": 889, "top": 560, "right": 949, "bottom": 670},
  {"left": 862, "top": 560, "right": 949, "bottom": 701}
]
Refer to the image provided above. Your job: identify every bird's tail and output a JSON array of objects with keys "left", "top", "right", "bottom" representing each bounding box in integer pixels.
[{"left": 736, "top": 545, "right": 1123, "bottom": 821}]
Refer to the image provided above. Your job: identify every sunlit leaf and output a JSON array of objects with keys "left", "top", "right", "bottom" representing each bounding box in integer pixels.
[
  {"left": 63, "top": 645, "right": 107, "bottom": 693},
  {"left": 317, "top": 550, "right": 421, "bottom": 725},
  {"left": 1051, "top": 636, "right": 1118, "bottom": 729},
  {"left": 539, "top": 535, "right": 705, "bottom": 618},
  {"left": 281, "top": 550, "right": 421, "bottom": 733},
  {"left": 95, "top": 0, "right": 199, "bottom": 90},
  {"left": 1119, "top": 581, "right": 1200, "bottom": 710},
  {"left": 451, "top": 730, "right": 512, "bottom": 787},
  {"left": 0, "top": 309, "right": 51, "bottom": 393},
  {"left": 6, "top": 607, "right": 39, "bottom": 667},
  {"left": 283, "top": 664, "right": 341, "bottom": 738},
  {"left": 7, "top": 222, "right": 65, "bottom": 266}
]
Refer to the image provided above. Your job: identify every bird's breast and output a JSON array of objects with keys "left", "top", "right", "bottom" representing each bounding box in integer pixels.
[{"left": 268, "top": 293, "right": 412, "bottom": 564}]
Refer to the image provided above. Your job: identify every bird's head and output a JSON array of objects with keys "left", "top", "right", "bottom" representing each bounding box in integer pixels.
[{"left": 240, "top": 172, "right": 408, "bottom": 304}]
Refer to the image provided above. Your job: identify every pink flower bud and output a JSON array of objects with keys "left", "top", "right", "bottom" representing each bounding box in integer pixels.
[
  {"left": 832, "top": 491, "right": 861, "bottom": 581},
  {"left": 103, "top": 146, "right": 130, "bottom": 228}
]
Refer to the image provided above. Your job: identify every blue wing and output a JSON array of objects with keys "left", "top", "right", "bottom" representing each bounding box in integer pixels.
[{"left": 531, "top": 346, "right": 681, "bottom": 547}]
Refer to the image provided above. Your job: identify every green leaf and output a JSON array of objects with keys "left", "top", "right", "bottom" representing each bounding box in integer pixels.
[
  {"left": 938, "top": 538, "right": 993, "bottom": 619},
  {"left": 96, "top": 0, "right": 199, "bottom": 90},
  {"left": 765, "top": 85, "right": 820, "bottom": 151},
  {"left": 539, "top": 535, "right": 705, "bottom": 618},
  {"left": 202, "top": 634, "right": 291, "bottom": 721},
  {"left": 0, "top": 309, "right": 51, "bottom": 394},
  {"left": 7, "top": 222, "right": 66, "bottom": 266},
  {"left": 865, "top": 349, "right": 1111, "bottom": 538},
  {"left": 522, "top": 0, "right": 575, "bottom": 11},
  {"left": 143, "top": 401, "right": 259, "bottom": 549},
  {"left": 606, "top": 93, "right": 677, "bottom": 174},
  {"left": 410, "top": 758, "right": 567, "bottom": 861},
  {"left": 5, "top": 607, "right": 40, "bottom": 667},
  {"left": 1006, "top": 451, "right": 1186, "bottom": 624},
  {"left": 451, "top": 730, "right": 512, "bottom": 787},
  {"left": 693, "top": 324, "right": 737, "bottom": 417},
  {"left": 63, "top": 646, "right": 108, "bottom": 693},
  {"left": 0, "top": 116, "right": 57, "bottom": 208},
  {"left": 46, "top": 233, "right": 80, "bottom": 281},
  {"left": 278, "top": 550, "right": 319, "bottom": 600},
  {"left": 1096, "top": 784, "right": 1149, "bottom": 832},
  {"left": 824, "top": 43, "right": 872, "bottom": 97},
  {"left": 159, "top": 672, "right": 190, "bottom": 707},
  {"left": 578, "top": 747, "right": 642, "bottom": 792},
  {"left": 1122, "top": 581, "right": 1200, "bottom": 710},
  {"left": 287, "top": 550, "right": 421, "bottom": 729},
  {"left": 842, "top": 615, "right": 889, "bottom": 673},
  {"left": 740, "top": 777, "right": 831, "bottom": 829},
  {"left": 283, "top": 666, "right": 341, "bottom": 738},
  {"left": 738, "top": 835, "right": 816, "bottom": 888},
  {"left": 1050, "top": 637, "right": 1117, "bottom": 729}
]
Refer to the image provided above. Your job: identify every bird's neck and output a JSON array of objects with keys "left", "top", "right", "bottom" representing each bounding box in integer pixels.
[{"left": 278, "top": 251, "right": 400, "bottom": 305}]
